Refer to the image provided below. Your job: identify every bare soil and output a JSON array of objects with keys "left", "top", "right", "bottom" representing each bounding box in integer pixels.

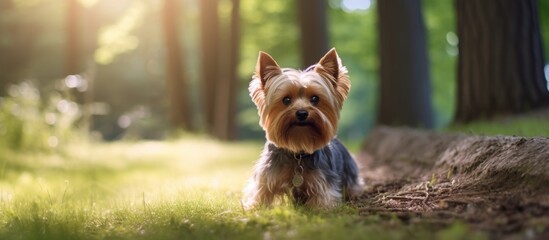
[{"left": 355, "top": 127, "right": 549, "bottom": 239}]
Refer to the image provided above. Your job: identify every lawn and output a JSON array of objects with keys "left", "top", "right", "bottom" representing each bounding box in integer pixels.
[{"left": 0, "top": 137, "right": 490, "bottom": 240}]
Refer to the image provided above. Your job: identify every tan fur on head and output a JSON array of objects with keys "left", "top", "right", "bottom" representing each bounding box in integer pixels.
[{"left": 249, "top": 48, "right": 350, "bottom": 153}]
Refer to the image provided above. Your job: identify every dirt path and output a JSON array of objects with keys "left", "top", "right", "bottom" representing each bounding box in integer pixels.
[{"left": 355, "top": 127, "right": 549, "bottom": 239}]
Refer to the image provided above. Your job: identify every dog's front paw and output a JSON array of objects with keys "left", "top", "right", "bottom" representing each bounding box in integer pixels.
[{"left": 242, "top": 181, "right": 275, "bottom": 210}]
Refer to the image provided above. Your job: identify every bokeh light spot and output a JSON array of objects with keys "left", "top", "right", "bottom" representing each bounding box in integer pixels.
[
  {"left": 65, "top": 75, "right": 80, "bottom": 89},
  {"left": 45, "top": 112, "right": 57, "bottom": 125},
  {"left": 446, "top": 32, "right": 459, "bottom": 46},
  {"left": 118, "top": 115, "right": 132, "bottom": 129},
  {"left": 341, "top": 0, "right": 371, "bottom": 12},
  {"left": 48, "top": 136, "right": 59, "bottom": 148}
]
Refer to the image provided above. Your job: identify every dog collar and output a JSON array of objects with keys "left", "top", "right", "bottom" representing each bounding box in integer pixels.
[
  {"left": 293, "top": 152, "right": 313, "bottom": 159},
  {"left": 267, "top": 144, "right": 315, "bottom": 188},
  {"left": 267, "top": 144, "right": 314, "bottom": 160}
]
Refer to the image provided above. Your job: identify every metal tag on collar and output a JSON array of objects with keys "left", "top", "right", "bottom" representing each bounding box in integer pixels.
[{"left": 292, "top": 153, "right": 304, "bottom": 187}]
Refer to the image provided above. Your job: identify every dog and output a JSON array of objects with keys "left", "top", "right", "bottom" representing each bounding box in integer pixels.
[{"left": 243, "top": 48, "right": 363, "bottom": 209}]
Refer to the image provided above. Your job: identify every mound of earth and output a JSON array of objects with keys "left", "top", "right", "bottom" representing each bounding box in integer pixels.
[{"left": 355, "top": 127, "right": 549, "bottom": 239}]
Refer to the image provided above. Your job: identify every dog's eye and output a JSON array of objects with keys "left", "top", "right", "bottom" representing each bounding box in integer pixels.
[
  {"left": 282, "top": 97, "right": 291, "bottom": 106},
  {"left": 310, "top": 96, "right": 319, "bottom": 105}
]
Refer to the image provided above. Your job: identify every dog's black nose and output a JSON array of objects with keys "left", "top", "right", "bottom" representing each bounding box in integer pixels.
[{"left": 296, "top": 110, "right": 308, "bottom": 121}]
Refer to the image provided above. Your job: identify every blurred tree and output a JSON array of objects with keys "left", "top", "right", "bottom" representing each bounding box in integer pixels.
[
  {"left": 454, "top": 0, "right": 549, "bottom": 122},
  {"left": 213, "top": 0, "right": 240, "bottom": 140},
  {"left": 0, "top": 2, "right": 37, "bottom": 95},
  {"left": 200, "top": 0, "right": 219, "bottom": 135},
  {"left": 65, "top": 0, "right": 90, "bottom": 108},
  {"left": 376, "top": 0, "right": 434, "bottom": 128},
  {"left": 162, "top": 0, "right": 193, "bottom": 130},
  {"left": 65, "top": 0, "right": 83, "bottom": 75},
  {"left": 297, "top": 0, "right": 329, "bottom": 67}
]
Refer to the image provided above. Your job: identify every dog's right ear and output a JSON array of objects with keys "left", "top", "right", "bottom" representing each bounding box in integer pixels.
[
  {"left": 255, "top": 51, "right": 281, "bottom": 88},
  {"left": 250, "top": 52, "right": 280, "bottom": 111}
]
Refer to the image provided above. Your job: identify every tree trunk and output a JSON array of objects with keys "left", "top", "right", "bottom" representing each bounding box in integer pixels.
[
  {"left": 213, "top": 0, "right": 239, "bottom": 140},
  {"left": 65, "top": 0, "right": 82, "bottom": 75},
  {"left": 455, "top": 0, "right": 549, "bottom": 122},
  {"left": 297, "top": 0, "right": 329, "bottom": 68},
  {"left": 227, "top": 0, "right": 240, "bottom": 139},
  {"left": 200, "top": 0, "right": 219, "bottom": 134},
  {"left": 0, "top": 2, "right": 22, "bottom": 95},
  {"left": 65, "top": 0, "right": 88, "bottom": 105},
  {"left": 162, "top": 0, "right": 193, "bottom": 130},
  {"left": 376, "top": 0, "right": 434, "bottom": 128}
]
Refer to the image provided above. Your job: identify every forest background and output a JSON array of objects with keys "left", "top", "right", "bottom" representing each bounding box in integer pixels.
[{"left": 3, "top": 0, "right": 548, "bottom": 147}]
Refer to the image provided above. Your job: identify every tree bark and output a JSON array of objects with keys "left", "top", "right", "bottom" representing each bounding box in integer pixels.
[
  {"left": 162, "top": 0, "right": 193, "bottom": 130},
  {"left": 376, "top": 0, "right": 434, "bottom": 128},
  {"left": 200, "top": 0, "right": 220, "bottom": 134},
  {"left": 297, "top": 0, "right": 329, "bottom": 68},
  {"left": 455, "top": 0, "right": 549, "bottom": 122}
]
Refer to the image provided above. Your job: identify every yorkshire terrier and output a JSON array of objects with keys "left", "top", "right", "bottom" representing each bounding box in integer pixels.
[{"left": 243, "top": 48, "right": 364, "bottom": 209}]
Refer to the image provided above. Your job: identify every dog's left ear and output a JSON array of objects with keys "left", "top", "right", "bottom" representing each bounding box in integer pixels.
[
  {"left": 316, "top": 48, "right": 350, "bottom": 109},
  {"left": 316, "top": 48, "right": 341, "bottom": 81}
]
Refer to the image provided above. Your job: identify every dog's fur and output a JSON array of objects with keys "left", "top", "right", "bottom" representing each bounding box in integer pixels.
[{"left": 243, "top": 48, "right": 363, "bottom": 209}]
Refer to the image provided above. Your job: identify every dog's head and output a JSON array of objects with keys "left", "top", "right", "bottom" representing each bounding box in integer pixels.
[{"left": 249, "top": 48, "right": 350, "bottom": 154}]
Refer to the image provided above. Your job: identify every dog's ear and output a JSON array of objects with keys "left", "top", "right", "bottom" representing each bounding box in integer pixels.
[
  {"left": 255, "top": 51, "right": 281, "bottom": 88},
  {"left": 249, "top": 52, "right": 281, "bottom": 110},
  {"left": 316, "top": 48, "right": 341, "bottom": 81},
  {"left": 316, "top": 48, "right": 350, "bottom": 109}
]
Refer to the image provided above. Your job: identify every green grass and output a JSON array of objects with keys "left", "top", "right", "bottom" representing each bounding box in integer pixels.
[
  {"left": 449, "top": 117, "right": 549, "bottom": 137},
  {"left": 0, "top": 138, "right": 487, "bottom": 240}
]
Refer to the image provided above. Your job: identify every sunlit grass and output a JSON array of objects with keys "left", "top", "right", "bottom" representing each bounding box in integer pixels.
[
  {"left": 449, "top": 117, "right": 549, "bottom": 137},
  {"left": 0, "top": 138, "right": 258, "bottom": 239},
  {"left": 0, "top": 138, "right": 486, "bottom": 239}
]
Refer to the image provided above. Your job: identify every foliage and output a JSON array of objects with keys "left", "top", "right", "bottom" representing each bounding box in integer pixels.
[
  {"left": 94, "top": 0, "right": 145, "bottom": 65},
  {"left": 423, "top": 0, "right": 457, "bottom": 127},
  {"left": 0, "top": 0, "right": 548, "bottom": 141},
  {"left": 327, "top": 1, "right": 378, "bottom": 140},
  {"left": 0, "top": 81, "right": 82, "bottom": 151}
]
